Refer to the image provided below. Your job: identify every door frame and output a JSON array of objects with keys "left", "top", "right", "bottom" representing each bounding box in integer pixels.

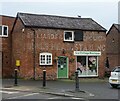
[{"left": 57, "top": 56, "right": 69, "bottom": 78}]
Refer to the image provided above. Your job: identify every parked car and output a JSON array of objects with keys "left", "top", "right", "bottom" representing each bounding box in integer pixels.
[{"left": 109, "top": 66, "right": 120, "bottom": 88}]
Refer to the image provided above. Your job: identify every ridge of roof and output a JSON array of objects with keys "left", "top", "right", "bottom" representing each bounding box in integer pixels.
[
  {"left": 113, "top": 24, "right": 120, "bottom": 32},
  {"left": 0, "top": 15, "right": 15, "bottom": 18},
  {"left": 17, "top": 12, "right": 107, "bottom": 32},
  {"left": 17, "top": 12, "right": 91, "bottom": 20},
  {"left": 107, "top": 24, "right": 120, "bottom": 35},
  {"left": 113, "top": 23, "right": 120, "bottom": 26}
]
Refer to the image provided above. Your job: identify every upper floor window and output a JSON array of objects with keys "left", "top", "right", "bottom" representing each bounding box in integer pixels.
[
  {"left": 64, "top": 31, "right": 74, "bottom": 42},
  {"left": 39, "top": 53, "right": 52, "bottom": 65},
  {"left": 74, "top": 30, "right": 83, "bottom": 41},
  {"left": 0, "top": 25, "right": 8, "bottom": 37}
]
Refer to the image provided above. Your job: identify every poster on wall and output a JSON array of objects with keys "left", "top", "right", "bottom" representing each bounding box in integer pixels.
[
  {"left": 77, "top": 56, "right": 98, "bottom": 76},
  {"left": 88, "top": 56, "right": 97, "bottom": 75}
]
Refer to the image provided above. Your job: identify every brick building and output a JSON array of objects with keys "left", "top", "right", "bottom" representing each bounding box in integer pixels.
[
  {"left": 0, "top": 15, "right": 15, "bottom": 78},
  {"left": 106, "top": 24, "right": 120, "bottom": 70},
  {"left": 11, "top": 12, "right": 107, "bottom": 80}
]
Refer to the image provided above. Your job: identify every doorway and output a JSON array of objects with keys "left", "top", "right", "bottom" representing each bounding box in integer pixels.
[{"left": 57, "top": 56, "right": 68, "bottom": 78}]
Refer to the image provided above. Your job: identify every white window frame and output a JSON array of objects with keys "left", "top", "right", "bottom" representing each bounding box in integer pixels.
[
  {"left": 0, "top": 25, "right": 8, "bottom": 37},
  {"left": 64, "top": 31, "right": 74, "bottom": 42},
  {"left": 39, "top": 53, "right": 52, "bottom": 65}
]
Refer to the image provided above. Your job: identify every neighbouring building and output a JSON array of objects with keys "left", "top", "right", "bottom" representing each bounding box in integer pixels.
[
  {"left": 11, "top": 12, "right": 107, "bottom": 80},
  {"left": 106, "top": 24, "right": 120, "bottom": 70},
  {"left": 0, "top": 15, "right": 15, "bottom": 78}
]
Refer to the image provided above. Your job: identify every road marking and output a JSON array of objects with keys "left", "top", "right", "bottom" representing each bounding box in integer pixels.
[
  {"left": 7, "top": 93, "right": 39, "bottom": 99},
  {"left": 2, "top": 88, "right": 30, "bottom": 91},
  {"left": 89, "top": 93, "right": 94, "bottom": 97},
  {"left": 48, "top": 97, "right": 61, "bottom": 99},
  {"left": 72, "top": 97, "right": 84, "bottom": 100},
  {"left": 0, "top": 90, "right": 19, "bottom": 94},
  {"left": 48, "top": 97, "right": 85, "bottom": 99}
]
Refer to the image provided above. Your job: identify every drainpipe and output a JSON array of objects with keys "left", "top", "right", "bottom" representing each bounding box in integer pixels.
[{"left": 31, "top": 29, "right": 36, "bottom": 80}]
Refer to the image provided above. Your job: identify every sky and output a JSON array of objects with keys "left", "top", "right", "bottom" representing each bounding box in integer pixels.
[{"left": 0, "top": 0, "right": 120, "bottom": 30}]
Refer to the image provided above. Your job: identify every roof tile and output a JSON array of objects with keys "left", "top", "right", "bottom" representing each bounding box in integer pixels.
[{"left": 18, "top": 12, "right": 106, "bottom": 31}]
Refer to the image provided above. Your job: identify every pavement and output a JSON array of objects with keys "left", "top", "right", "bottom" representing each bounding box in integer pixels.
[{"left": 1, "top": 78, "right": 106, "bottom": 100}]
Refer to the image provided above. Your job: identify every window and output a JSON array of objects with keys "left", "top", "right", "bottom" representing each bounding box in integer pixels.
[
  {"left": 74, "top": 30, "right": 83, "bottom": 41},
  {"left": 40, "top": 53, "right": 52, "bottom": 65},
  {"left": 0, "top": 25, "right": 8, "bottom": 37},
  {"left": 64, "top": 31, "right": 74, "bottom": 42},
  {"left": 77, "top": 56, "right": 98, "bottom": 76}
]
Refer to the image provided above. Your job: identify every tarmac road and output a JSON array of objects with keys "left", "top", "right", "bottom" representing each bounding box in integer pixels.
[
  {"left": 1, "top": 89, "right": 86, "bottom": 101},
  {"left": 79, "top": 82, "right": 120, "bottom": 99},
  {"left": 1, "top": 79, "right": 120, "bottom": 100}
]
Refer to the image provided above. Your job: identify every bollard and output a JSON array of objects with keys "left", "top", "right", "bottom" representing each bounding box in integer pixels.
[
  {"left": 14, "top": 69, "right": 18, "bottom": 86},
  {"left": 75, "top": 71, "right": 79, "bottom": 91},
  {"left": 43, "top": 70, "right": 46, "bottom": 87}
]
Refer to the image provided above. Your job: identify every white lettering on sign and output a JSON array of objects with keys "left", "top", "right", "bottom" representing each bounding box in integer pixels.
[
  {"left": 35, "top": 33, "right": 63, "bottom": 40},
  {"left": 74, "top": 43, "right": 105, "bottom": 52},
  {"left": 26, "top": 31, "right": 106, "bottom": 52}
]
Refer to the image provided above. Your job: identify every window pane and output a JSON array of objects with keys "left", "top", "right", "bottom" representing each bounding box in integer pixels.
[
  {"left": 41, "top": 55, "right": 45, "bottom": 59},
  {"left": 88, "top": 56, "right": 97, "bottom": 75},
  {"left": 65, "top": 32, "right": 72, "bottom": 40},
  {"left": 40, "top": 55, "right": 45, "bottom": 64},
  {"left": 74, "top": 30, "right": 83, "bottom": 41},
  {"left": 49, "top": 60, "right": 51, "bottom": 63},
  {"left": 46, "top": 55, "right": 51, "bottom": 64},
  {"left": 0, "top": 26, "right": 2, "bottom": 35},
  {"left": 77, "top": 56, "right": 87, "bottom": 76},
  {"left": 41, "top": 60, "right": 45, "bottom": 64},
  {"left": 3, "top": 26, "right": 8, "bottom": 35}
]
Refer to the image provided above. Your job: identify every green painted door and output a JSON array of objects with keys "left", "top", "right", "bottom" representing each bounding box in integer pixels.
[{"left": 57, "top": 56, "right": 68, "bottom": 78}]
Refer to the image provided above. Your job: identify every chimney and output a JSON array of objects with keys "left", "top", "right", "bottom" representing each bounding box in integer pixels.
[{"left": 77, "top": 15, "right": 81, "bottom": 18}]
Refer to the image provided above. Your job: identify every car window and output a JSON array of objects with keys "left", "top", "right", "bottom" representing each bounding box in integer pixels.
[{"left": 113, "top": 67, "right": 120, "bottom": 72}]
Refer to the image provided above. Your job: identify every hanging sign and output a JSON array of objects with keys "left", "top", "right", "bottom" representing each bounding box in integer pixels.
[{"left": 74, "top": 51, "right": 101, "bottom": 56}]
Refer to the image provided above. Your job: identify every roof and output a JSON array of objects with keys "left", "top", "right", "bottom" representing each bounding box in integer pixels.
[
  {"left": 17, "top": 12, "right": 106, "bottom": 32},
  {"left": 107, "top": 24, "right": 120, "bottom": 35},
  {"left": 114, "top": 24, "right": 120, "bottom": 32},
  {"left": 0, "top": 15, "right": 15, "bottom": 18}
]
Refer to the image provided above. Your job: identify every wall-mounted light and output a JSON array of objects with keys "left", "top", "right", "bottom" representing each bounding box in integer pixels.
[{"left": 22, "top": 28, "right": 25, "bottom": 33}]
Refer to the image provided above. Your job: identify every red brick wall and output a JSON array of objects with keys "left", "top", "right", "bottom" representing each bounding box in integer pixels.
[
  {"left": 82, "top": 31, "right": 106, "bottom": 78},
  {"left": 0, "top": 16, "right": 15, "bottom": 78},
  {"left": 106, "top": 26, "right": 120, "bottom": 70},
  {"left": 12, "top": 18, "right": 33, "bottom": 79},
  {"left": 12, "top": 19, "right": 106, "bottom": 79}
]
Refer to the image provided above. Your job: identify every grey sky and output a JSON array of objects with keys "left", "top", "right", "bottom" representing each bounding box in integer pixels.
[{"left": 0, "top": 1, "right": 119, "bottom": 30}]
